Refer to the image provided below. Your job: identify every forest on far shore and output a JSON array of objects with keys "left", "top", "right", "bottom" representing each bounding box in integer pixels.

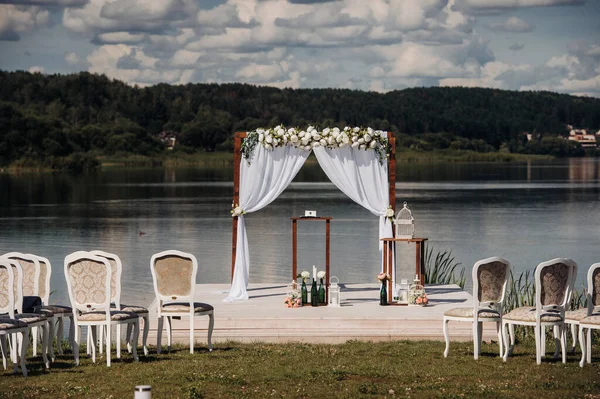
[{"left": 1, "top": 70, "right": 600, "bottom": 170}]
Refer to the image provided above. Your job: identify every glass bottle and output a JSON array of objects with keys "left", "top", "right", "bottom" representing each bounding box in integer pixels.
[
  {"left": 301, "top": 279, "right": 308, "bottom": 305},
  {"left": 380, "top": 281, "right": 388, "bottom": 306},
  {"left": 311, "top": 278, "right": 319, "bottom": 307},
  {"left": 318, "top": 278, "right": 326, "bottom": 304}
]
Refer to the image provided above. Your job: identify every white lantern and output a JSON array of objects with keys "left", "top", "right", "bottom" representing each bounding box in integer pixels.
[
  {"left": 328, "top": 276, "right": 341, "bottom": 307},
  {"left": 395, "top": 279, "right": 410, "bottom": 304},
  {"left": 394, "top": 201, "right": 414, "bottom": 239}
]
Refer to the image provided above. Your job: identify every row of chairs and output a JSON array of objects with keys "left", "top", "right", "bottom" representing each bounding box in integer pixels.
[
  {"left": 0, "top": 250, "right": 215, "bottom": 376},
  {"left": 443, "top": 257, "right": 600, "bottom": 366}
]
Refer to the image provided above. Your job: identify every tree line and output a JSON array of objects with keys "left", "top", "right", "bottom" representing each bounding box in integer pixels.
[{"left": 1, "top": 70, "right": 599, "bottom": 168}]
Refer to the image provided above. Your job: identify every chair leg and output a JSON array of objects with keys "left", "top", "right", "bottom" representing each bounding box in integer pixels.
[
  {"left": 508, "top": 323, "right": 515, "bottom": 355},
  {"left": 189, "top": 315, "right": 195, "bottom": 354},
  {"left": 207, "top": 312, "right": 214, "bottom": 352},
  {"left": 569, "top": 323, "right": 578, "bottom": 354},
  {"left": 47, "top": 319, "right": 55, "bottom": 362},
  {"left": 86, "top": 326, "right": 92, "bottom": 356},
  {"left": 32, "top": 326, "right": 38, "bottom": 357},
  {"left": 68, "top": 315, "right": 75, "bottom": 352},
  {"left": 552, "top": 325, "right": 560, "bottom": 359},
  {"left": 496, "top": 321, "right": 503, "bottom": 357},
  {"left": 473, "top": 321, "right": 480, "bottom": 360},
  {"left": 561, "top": 325, "right": 567, "bottom": 364},
  {"left": 587, "top": 328, "right": 592, "bottom": 364},
  {"left": 106, "top": 323, "right": 111, "bottom": 367},
  {"left": 443, "top": 317, "right": 450, "bottom": 358},
  {"left": 535, "top": 325, "right": 542, "bottom": 365},
  {"left": 57, "top": 317, "right": 64, "bottom": 355},
  {"left": 142, "top": 315, "right": 149, "bottom": 356},
  {"left": 166, "top": 316, "right": 172, "bottom": 352},
  {"left": 579, "top": 327, "right": 586, "bottom": 367},
  {"left": 540, "top": 326, "right": 546, "bottom": 358},
  {"left": 116, "top": 324, "right": 121, "bottom": 359},
  {"left": 19, "top": 330, "right": 28, "bottom": 377},
  {"left": 99, "top": 325, "right": 104, "bottom": 354},
  {"left": 126, "top": 323, "right": 133, "bottom": 353},
  {"left": 40, "top": 324, "right": 50, "bottom": 369},
  {"left": 90, "top": 326, "right": 97, "bottom": 363},
  {"left": 502, "top": 322, "right": 509, "bottom": 362},
  {"left": 156, "top": 316, "right": 163, "bottom": 354},
  {"left": 0, "top": 335, "right": 7, "bottom": 370},
  {"left": 131, "top": 320, "right": 139, "bottom": 362},
  {"left": 74, "top": 325, "right": 80, "bottom": 366}
]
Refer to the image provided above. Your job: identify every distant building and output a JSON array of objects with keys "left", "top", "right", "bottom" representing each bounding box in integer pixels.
[
  {"left": 158, "top": 131, "right": 178, "bottom": 149},
  {"left": 568, "top": 128, "right": 597, "bottom": 148}
]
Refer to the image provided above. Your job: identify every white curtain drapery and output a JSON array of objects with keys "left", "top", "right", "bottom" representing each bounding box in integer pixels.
[
  {"left": 313, "top": 146, "right": 394, "bottom": 277},
  {"left": 225, "top": 145, "right": 310, "bottom": 302}
]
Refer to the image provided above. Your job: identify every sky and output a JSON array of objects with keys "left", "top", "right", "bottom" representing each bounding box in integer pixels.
[{"left": 0, "top": 0, "right": 599, "bottom": 97}]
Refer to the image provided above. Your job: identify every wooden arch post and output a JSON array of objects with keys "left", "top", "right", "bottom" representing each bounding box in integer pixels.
[{"left": 230, "top": 130, "right": 396, "bottom": 281}]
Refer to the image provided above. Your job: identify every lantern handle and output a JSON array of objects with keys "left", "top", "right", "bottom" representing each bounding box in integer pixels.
[{"left": 329, "top": 276, "right": 339, "bottom": 286}]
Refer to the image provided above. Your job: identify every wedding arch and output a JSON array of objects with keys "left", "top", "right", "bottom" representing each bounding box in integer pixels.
[{"left": 226, "top": 126, "right": 397, "bottom": 302}]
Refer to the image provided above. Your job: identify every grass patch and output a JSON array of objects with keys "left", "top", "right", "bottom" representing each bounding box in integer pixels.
[{"left": 1, "top": 340, "right": 598, "bottom": 398}]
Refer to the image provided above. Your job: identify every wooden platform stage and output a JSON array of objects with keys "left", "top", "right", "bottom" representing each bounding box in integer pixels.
[{"left": 145, "top": 283, "right": 501, "bottom": 345}]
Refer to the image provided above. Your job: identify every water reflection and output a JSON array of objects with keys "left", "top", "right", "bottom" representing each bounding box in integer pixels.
[{"left": 1, "top": 158, "right": 599, "bottom": 305}]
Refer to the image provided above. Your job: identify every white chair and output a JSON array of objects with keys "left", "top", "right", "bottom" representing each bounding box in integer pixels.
[
  {"left": 89, "top": 250, "right": 149, "bottom": 356},
  {"left": 578, "top": 263, "right": 600, "bottom": 367},
  {"left": 0, "top": 260, "right": 29, "bottom": 376},
  {"left": 502, "top": 258, "right": 577, "bottom": 365},
  {"left": 150, "top": 250, "right": 214, "bottom": 354},
  {"left": 2, "top": 252, "right": 53, "bottom": 360},
  {"left": 443, "top": 257, "right": 510, "bottom": 359},
  {"left": 33, "top": 255, "right": 74, "bottom": 357},
  {"left": 1, "top": 258, "right": 50, "bottom": 369},
  {"left": 64, "top": 251, "right": 139, "bottom": 367}
]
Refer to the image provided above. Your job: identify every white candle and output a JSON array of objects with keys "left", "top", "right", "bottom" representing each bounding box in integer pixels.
[{"left": 313, "top": 265, "right": 316, "bottom": 280}]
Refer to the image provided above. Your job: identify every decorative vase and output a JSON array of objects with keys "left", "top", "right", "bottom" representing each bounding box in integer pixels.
[
  {"left": 318, "top": 278, "right": 326, "bottom": 304},
  {"left": 301, "top": 280, "right": 308, "bottom": 305},
  {"left": 311, "top": 279, "right": 319, "bottom": 307},
  {"left": 380, "top": 281, "right": 388, "bottom": 306}
]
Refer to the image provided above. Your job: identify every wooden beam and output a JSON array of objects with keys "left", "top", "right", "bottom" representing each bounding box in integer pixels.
[
  {"left": 388, "top": 131, "right": 396, "bottom": 213},
  {"left": 232, "top": 132, "right": 246, "bottom": 281}
]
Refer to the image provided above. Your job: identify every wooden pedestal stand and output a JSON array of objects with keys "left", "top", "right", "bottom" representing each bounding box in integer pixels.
[{"left": 381, "top": 237, "right": 428, "bottom": 305}]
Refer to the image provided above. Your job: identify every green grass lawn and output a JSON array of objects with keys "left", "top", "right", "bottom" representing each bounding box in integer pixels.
[{"left": 1, "top": 340, "right": 598, "bottom": 398}]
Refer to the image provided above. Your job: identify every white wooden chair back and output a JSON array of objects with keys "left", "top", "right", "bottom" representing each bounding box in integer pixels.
[
  {"left": 64, "top": 251, "right": 112, "bottom": 317},
  {"left": 35, "top": 256, "right": 52, "bottom": 305},
  {"left": 0, "top": 259, "right": 17, "bottom": 317},
  {"left": 3, "top": 253, "right": 39, "bottom": 297},
  {"left": 90, "top": 250, "right": 122, "bottom": 307},
  {"left": 150, "top": 250, "right": 197, "bottom": 315},
  {"left": 586, "top": 263, "right": 600, "bottom": 314},
  {"left": 535, "top": 258, "right": 577, "bottom": 314},
  {"left": 472, "top": 257, "right": 511, "bottom": 314}
]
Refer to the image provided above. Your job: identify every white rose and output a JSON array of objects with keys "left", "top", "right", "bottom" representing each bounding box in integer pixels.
[
  {"left": 257, "top": 128, "right": 264, "bottom": 134},
  {"left": 320, "top": 139, "right": 327, "bottom": 146},
  {"left": 351, "top": 142, "right": 360, "bottom": 148},
  {"left": 258, "top": 133, "right": 264, "bottom": 142},
  {"left": 299, "top": 131, "right": 305, "bottom": 138},
  {"left": 344, "top": 126, "right": 350, "bottom": 131},
  {"left": 367, "top": 127, "right": 373, "bottom": 134},
  {"left": 317, "top": 271, "right": 326, "bottom": 279},
  {"left": 339, "top": 142, "right": 346, "bottom": 148},
  {"left": 273, "top": 138, "right": 279, "bottom": 146},
  {"left": 386, "top": 208, "right": 394, "bottom": 218},
  {"left": 301, "top": 271, "right": 310, "bottom": 278},
  {"left": 343, "top": 136, "right": 350, "bottom": 144},
  {"left": 369, "top": 140, "right": 377, "bottom": 149},
  {"left": 323, "top": 128, "right": 330, "bottom": 135},
  {"left": 291, "top": 135, "right": 299, "bottom": 143},
  {"left": 327, "top": 136, "right": 335, "bottom": 145},
  {"left": 353, "top": 127, "right": 360, "bottom": 133},
  {"left": 264, "top": 143, "right": 272, "bottom": 150},
  {"left": 301, "top": 138, "right": 310, "bottom": 146},
  {"left": 304, "top": 145, "right": 312, "bottom": 151},
  {"left": 364, "top": 134, "right": 372, "bottom": 142},
  {"left": 333, "top": 127, "right": 340, "bottom": 134},
  {"left": 312, "top": 141, "right": 321, "bottom": 147},
  {"left": 359, "top": 144, "right": 366, "bottom": 150},
  {"left": 351, "top": 136, "right": 358, "bottom": 142},
  {"left": 358, "top": 138, "right": 365, "bottom": 144},
  {"left": 313, "top": 133, "right": 321, "bottom": 140},
  {"left": 374, "top": 130, "right": 381, "bottom": 137},
  {"left": 288, "top": 128, "right": 296, "bottom": 134},
  {"left": 266, "top": 135, "right": 273, "bottom": 144},
  {"left": 307, "top": 126, "right": 314, "bottom": 133},
  {"left": 234, "top": 206, "right": 244, "bottom": 216}
]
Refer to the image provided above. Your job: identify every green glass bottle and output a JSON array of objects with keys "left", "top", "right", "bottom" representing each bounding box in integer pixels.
[
  {"left": 380, "top": 282, "right": 388, "bottom": 306},
  {"left": 311, "top": 278, "right": 319, "bottom": 307},
  {"left": 318, "top": 278, "right": 326, "bottom": 304},
  {"left": 301, "top": 280, "right": 308, "bottom": 305}
]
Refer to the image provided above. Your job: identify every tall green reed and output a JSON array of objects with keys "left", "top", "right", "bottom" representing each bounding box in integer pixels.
[{"left": 424, "top": 247, "right": 466, "bottom": 289}]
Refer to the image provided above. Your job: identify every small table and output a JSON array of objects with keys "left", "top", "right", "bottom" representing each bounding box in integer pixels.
[
  {"left": 291, "top": 217, "right": 332, "bottom": 304},
  {"left": 380, "top": 237, "right": 428, "bottom": 305}
]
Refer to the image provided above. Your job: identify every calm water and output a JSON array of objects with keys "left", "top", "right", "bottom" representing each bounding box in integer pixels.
[{"left": 1, "top": 158, "right": 600, "bottom": 306}]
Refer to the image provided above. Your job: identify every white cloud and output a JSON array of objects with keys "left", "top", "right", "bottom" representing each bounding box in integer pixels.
[
  {"left": 454, "top": 0, "right": 584, "bottom": 13},
  {"left": 509, "top": 43, "right": 525, "bottom": 51},
  {"left": 28, "top": 65, "right": 44, "bottom": 73},
  {"left": 488, "top": 16, "right": 533, "bottom": 32},
  {"left": 235, "top": 63, "right": 285, "bottom": 82},
  {"left": 0, "top": 4, "right": 49, "bottom": 41},
  {"left": 0, "top": 0, "right": 87, "bottom": 5}
]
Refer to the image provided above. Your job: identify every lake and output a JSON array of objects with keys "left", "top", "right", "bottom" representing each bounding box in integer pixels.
[{"left": 1, "top": 157, "right": 600, "bottom": 306}]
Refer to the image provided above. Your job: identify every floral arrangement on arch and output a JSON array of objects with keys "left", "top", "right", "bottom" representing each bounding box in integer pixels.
[{"left": 241, "top": 125, "right": 390, "bottom": 164}]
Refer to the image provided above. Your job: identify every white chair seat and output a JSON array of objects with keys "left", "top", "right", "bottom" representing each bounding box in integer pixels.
[
  {"left": 444, "top": 307, "right": 500, "bottom": 318},
  {"left": 14, "top": 313, "right": 48, "bottom": 324},
  {"left": 504, "top": 306, "right": 563, "bottom": 323},
  {"left": 161, "top": 302, "right": 214, "bottom": 313},
  {"left": 78, "top": 310, "right": 138, "bottom": 322},
  {"left": 113, "top": 304, "right": 149, "bottom": 314},
  {"left": 580, "top": 315, "right": 600, "bottom": 325},
  {"left": 42, "top": 305, "right": 72, "bottom": 315},
  {"left": 0, "top": 318, "right": 27, "bottom": 330}
]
